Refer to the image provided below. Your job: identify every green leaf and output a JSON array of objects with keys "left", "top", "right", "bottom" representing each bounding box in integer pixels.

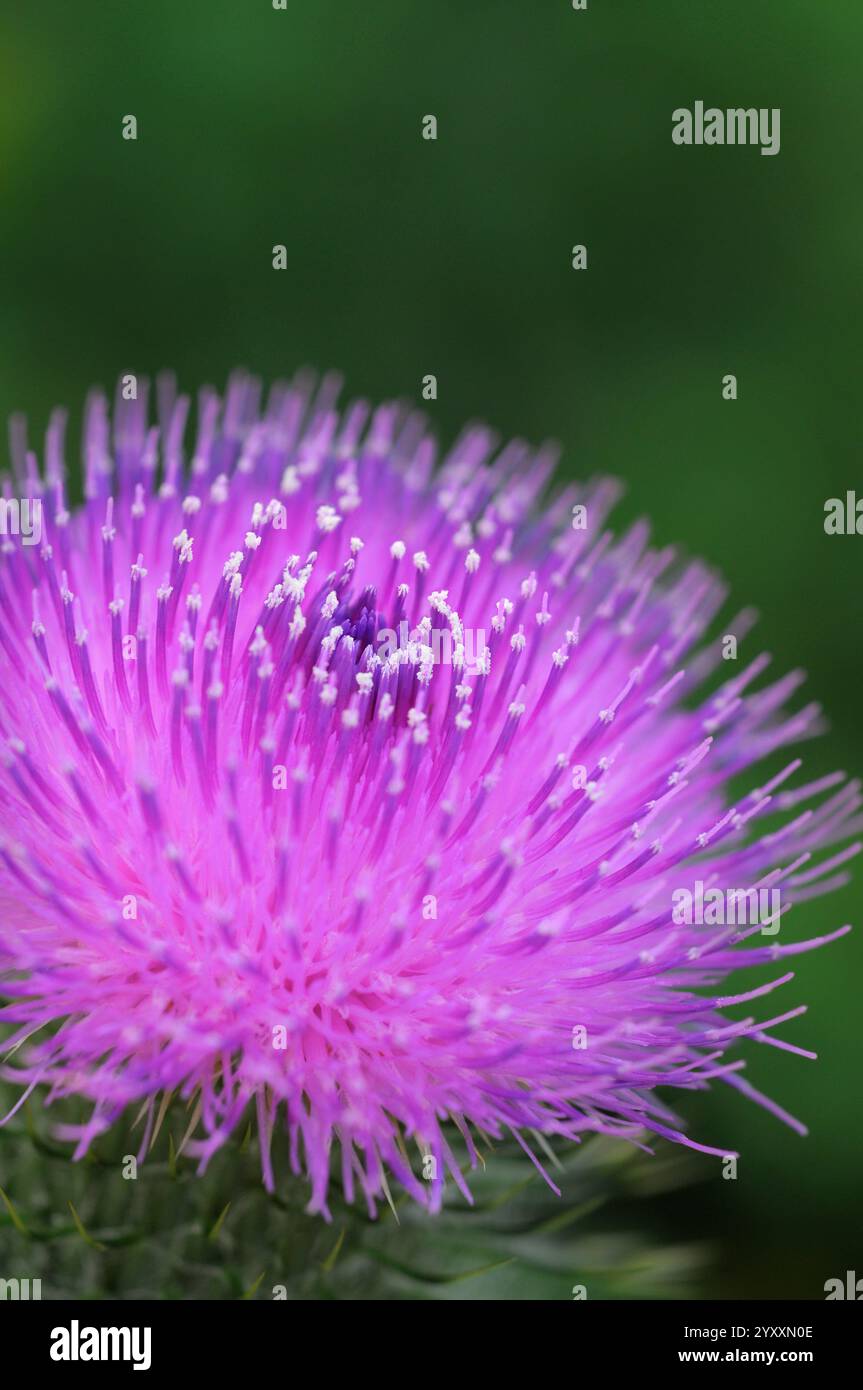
[
  {"left": 207, "top": 1201, "right": 231, "bottom": 1241},
  {"left": 0, "top": 1184, "right": 29, "bottom": 1235},
  {"left": 68, "top": 1200, "right": 107, "bottom": 1251}
]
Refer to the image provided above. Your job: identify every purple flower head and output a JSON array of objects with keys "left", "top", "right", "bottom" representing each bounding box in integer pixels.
[{"left": 0, "top": 371, "right": 857, "bottom": 1218}]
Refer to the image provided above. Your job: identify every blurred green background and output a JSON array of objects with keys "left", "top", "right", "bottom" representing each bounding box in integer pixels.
[{"left": 1, "top": 0, "right": 860, "bottom": 1298}]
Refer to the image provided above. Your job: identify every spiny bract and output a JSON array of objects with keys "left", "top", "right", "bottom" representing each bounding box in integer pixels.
[{"left": 0, "top": 370, "right": 857, "bottom": 1218}]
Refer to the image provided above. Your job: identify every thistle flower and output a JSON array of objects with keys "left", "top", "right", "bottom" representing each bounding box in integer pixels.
[{"left": 0, "top": 370, "right": 857, "bottom": 1219}]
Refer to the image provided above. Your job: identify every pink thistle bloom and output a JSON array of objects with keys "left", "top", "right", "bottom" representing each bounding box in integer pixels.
[{"left": 0, "top": 371, "right": 857, "bottom": 1218}]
